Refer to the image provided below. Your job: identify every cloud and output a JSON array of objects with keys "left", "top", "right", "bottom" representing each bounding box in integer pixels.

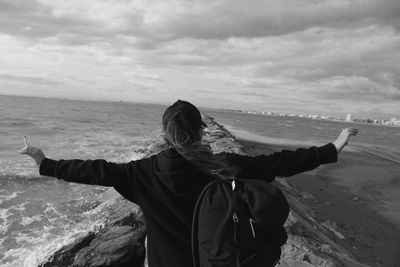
[
  {"left": 0, "top": 73, "right": 62, "bottom": 86},
  {"left": 143, "top": 25, "right": 400, "bottom": 103},
  {"left": 316, "top": 75, "right": 400, "bottom": 101}
]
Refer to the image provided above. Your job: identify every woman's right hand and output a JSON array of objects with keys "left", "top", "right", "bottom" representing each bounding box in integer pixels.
[{"left": 18, "top": 146, "right": 46, "bottom": 168}]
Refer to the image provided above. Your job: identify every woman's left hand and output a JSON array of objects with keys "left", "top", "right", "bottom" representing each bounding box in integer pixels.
[{"left": 333, "top": 128, "right": 359, "bottom": 153}]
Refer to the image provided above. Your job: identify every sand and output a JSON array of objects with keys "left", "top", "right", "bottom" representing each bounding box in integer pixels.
[{"left": 238, "top": 139, "right": 400, "bottom": 267}]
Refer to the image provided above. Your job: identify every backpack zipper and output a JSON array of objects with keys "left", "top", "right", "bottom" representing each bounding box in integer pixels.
[
  {"left": 232, "top": 212, "right": 238, "bottom": 243},
  {"left": 249, "top": 218, "right": 256, "bottom": 238},
  {"left": 233, "top": 212, "right": 239, "bottom": 222},
  {"left": 232, "top": 212, "right": 242, "bottom": 266}
]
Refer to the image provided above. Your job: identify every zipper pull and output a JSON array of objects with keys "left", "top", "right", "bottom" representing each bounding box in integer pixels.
[
  {"left": 232, "top": 212, "right": 239, "bottom": 243},
  {"left": 232, "top": 212, "right": 239, "bottom": 223},
  {"left": 249, "top": 218, "right": 256, "bottom": 238}
]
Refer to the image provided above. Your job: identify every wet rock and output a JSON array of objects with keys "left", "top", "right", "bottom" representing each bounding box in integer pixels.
[
  {"left": 73, "top": 226, "right": 146, "bottom": 267},
  {"left": 40, "top": 233, "right": 96, "bottom": 267},
  {"left": 39, "top": 191, "right": 146, "bottom": 267},
  {"left": 321, "top": 220, "right": 346, "bottom": 240},
  {"left": 301, "top": 192, "right": 316, "bottom": 202},
  {"left": 41, "top": 226, "right": 145, "bottom": 267}
]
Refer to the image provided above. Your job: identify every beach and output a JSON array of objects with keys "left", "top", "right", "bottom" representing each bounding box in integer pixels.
[{"left": 238, "top": 139, "right": 400, "bottom": 266}]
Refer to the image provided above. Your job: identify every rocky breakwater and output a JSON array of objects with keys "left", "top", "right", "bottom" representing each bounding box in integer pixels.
[
  {"left": 39, "top": 188, "right": 146, "bottom": 267},
  {"left": 40, "top": 115, "right": 366, "bottom": 267}
]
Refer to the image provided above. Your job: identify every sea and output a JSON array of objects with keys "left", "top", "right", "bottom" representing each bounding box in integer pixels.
[
  {"left": 0, "top": 95, "right": 166, "bottom": 266},
  {"left": 1, "top": 95, "right": 399, "bottom": 266}
]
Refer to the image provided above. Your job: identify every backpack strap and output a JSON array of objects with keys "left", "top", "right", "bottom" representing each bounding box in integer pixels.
[
  {"left": 192, "top": 179, "right": 216, "bottom": 267},
  {"left": 192, "top": 178, "right": 236, "bottom": 267}
]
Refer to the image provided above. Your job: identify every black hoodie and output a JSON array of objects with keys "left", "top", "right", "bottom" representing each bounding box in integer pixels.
[{"left": 39, "top": 143, "right": 337, "bottom": 267}]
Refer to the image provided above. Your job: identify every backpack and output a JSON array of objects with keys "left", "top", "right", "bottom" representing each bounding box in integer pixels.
[{"left": 192, "top": 178, "right": 290, "bottom": 267}]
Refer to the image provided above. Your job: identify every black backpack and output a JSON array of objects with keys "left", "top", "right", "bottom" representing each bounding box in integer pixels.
[{"left": 192, "top": 178, "right": 290, "bottom": 267}]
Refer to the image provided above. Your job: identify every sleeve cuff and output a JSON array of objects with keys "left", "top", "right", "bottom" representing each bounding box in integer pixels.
[
  {"left": 39, "top": 158, "right": 58, "bottom": 177},
  {"left": 317, "top": 143, "right": 338, "bottom": 164}
]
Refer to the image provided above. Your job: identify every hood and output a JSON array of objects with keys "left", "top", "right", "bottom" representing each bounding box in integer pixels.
[{"left": 154, "top": 148, "right": 212, "bottom": 197}]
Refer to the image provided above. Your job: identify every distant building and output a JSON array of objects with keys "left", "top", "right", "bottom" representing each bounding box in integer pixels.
[
  {"left": 390, "top": 117, "right": 400, "bottom": 126},
  {"left": 346, "top": 114, "right": 354, "bottom": 122}
]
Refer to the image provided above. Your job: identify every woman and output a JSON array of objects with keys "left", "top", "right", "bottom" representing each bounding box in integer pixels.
[{"left": 20, "top": 100, "right": 358, "bottom": 267}]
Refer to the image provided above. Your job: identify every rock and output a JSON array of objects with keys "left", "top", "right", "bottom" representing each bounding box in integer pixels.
[
  {"left": 321, "top": 220, "right": 346, "bottom": 240},
  {"left": 301, "top": 192, "right": 316, "bottom": 201},
  {"left": 73, "top": 226, "right": 146, "bottom": 267},
  {"left": 40, "top": 233, "right": 96, "bottom": 267},
  {"left": 40, "top": 189, "right": 146, "bottom": 267}
]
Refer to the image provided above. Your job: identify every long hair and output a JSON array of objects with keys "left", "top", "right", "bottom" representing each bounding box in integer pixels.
[{"left": 163, "top": 111, "right": 238, "bottom": 179}]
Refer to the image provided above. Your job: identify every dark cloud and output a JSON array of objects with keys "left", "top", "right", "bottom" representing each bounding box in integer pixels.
[
  {"left": 141, "top": 0, "right": 400, "bottom": 41},
  {"left": 0, "top": 0, "right": 102, "bottom": 43},
  {"left": 1, "top": 0, "right": 400, "bottom": 47}
]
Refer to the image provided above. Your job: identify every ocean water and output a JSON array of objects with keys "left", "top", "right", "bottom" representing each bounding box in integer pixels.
[
  {"left": 0, "top": 95, "right": 166, "bottom": 266},
  {"left": 208, "top": 110, "right": 400, "bottom": 157}
]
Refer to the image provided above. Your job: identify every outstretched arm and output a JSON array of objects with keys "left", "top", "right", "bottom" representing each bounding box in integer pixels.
[
  {"left": 232, "top": 127, "right": 358, "bottom": 181},
  {"left": 273, "top": 127, "right": 359, "bottom": 176},
  {"left": 18, "top": 145, "right": 135, "bottom": 188}
]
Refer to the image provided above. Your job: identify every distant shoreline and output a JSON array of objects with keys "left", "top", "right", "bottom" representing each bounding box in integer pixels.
[{"left": 2, "top": 93, "right": 398, "bottom": 125}]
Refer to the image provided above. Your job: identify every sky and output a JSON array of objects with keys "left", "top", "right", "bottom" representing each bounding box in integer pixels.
[{"left": 0, "top": 0, "right": 399, "bottom": 119}]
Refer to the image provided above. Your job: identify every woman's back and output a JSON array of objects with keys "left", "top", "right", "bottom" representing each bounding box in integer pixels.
[{"left": 131, "top": 148, "right": 214, "bottom": 266}]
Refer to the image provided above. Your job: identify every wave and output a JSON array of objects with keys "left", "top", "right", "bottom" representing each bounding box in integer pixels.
[
  {"left": 223, "top": 124, "right": 327, "bottom": 147},
  {"left": 0, "top": 174, "right": 54, "bottom": 184},
  {"left": 0, "top": 121, "right": 36, "bottom": 127},
  {"left": 53, "top": 130, "right": 164, "bottom": 162},
  {"left": 352, "top": 144, "right": 400, "bottom": 165},
  {"left": 2, "top": 209, "right": 108, "bottom": 267},
  {"left": 311, "top": 125, "right": 323, "bottom": 130},
  {"left": 62, "top": 117, "right": 105, "bottom": 124},
  {"left": 0, "top": 183, "right": 108, "bottom": 267}
]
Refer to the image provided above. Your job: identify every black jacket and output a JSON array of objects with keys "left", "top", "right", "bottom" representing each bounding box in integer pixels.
[{"left": 39, "top": 143, "right": 337, "bottom": 267}]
